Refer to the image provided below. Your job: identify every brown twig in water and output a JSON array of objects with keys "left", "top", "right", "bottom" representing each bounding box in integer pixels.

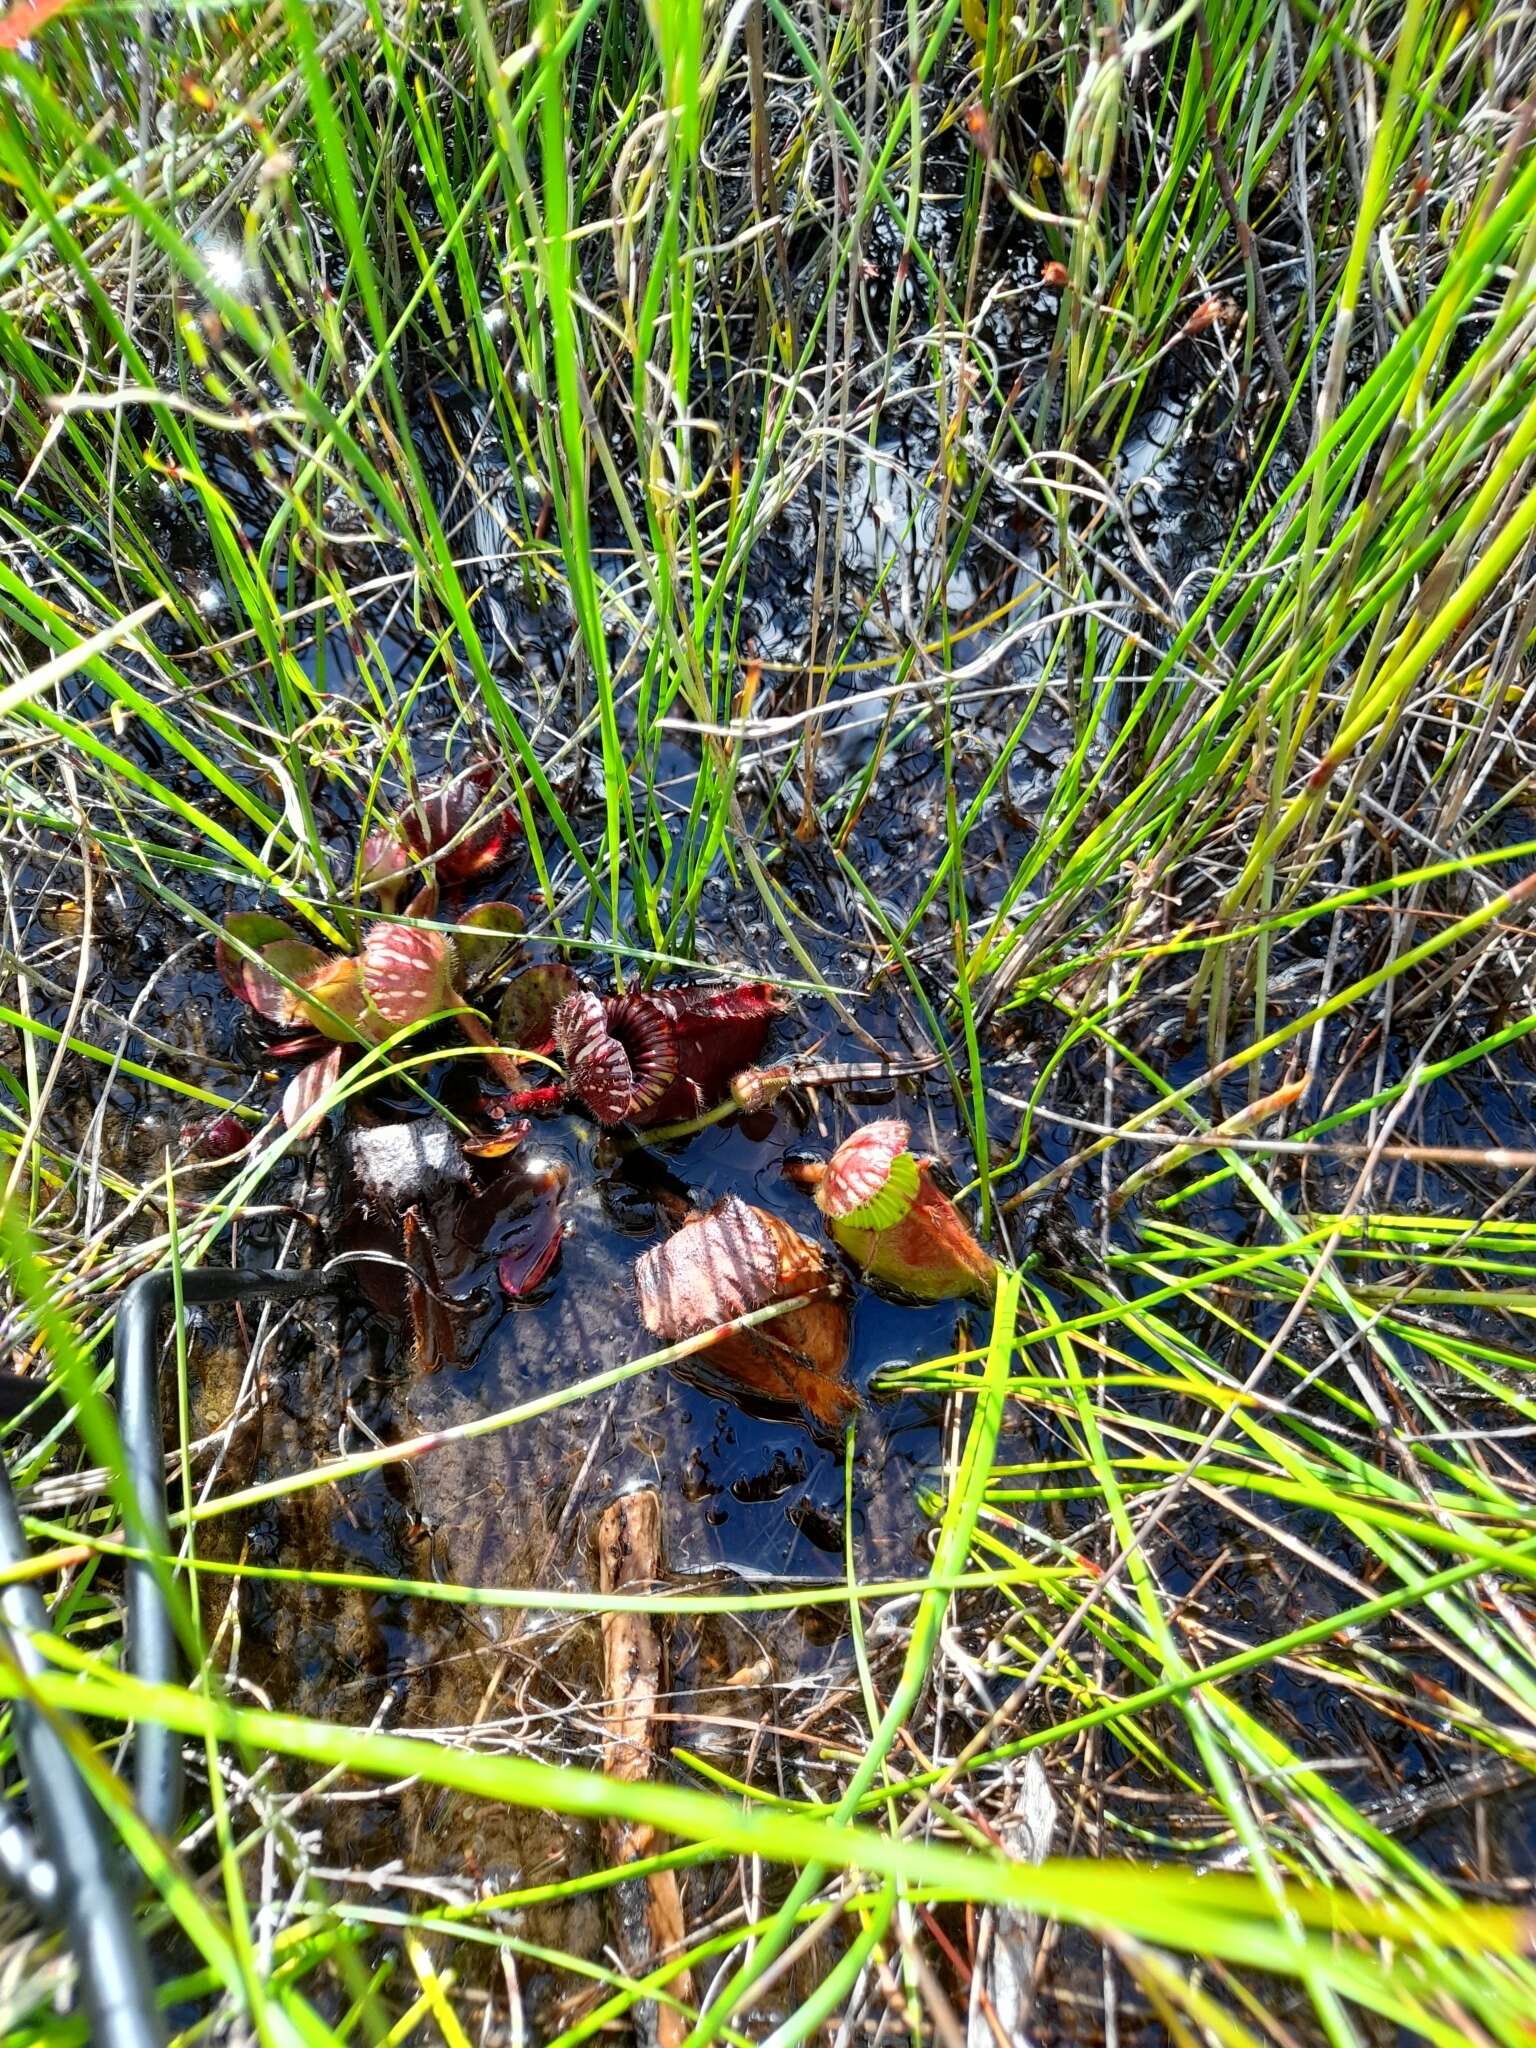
[{"left": 597, "top": 1489, "right": 695, "bottom": 2048}]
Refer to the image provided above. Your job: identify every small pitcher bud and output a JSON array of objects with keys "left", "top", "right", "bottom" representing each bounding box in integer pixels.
[
  {"left": 731, "top": 1063, "right": 793, "bottom": 1112},
  {"left": 359, "top": 828, "right": 417, "bottom": 911}
]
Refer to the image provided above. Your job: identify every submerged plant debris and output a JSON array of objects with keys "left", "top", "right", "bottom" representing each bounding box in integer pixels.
[{"left": 1, "top": 0, "right": 1535, "bottom": 2044}]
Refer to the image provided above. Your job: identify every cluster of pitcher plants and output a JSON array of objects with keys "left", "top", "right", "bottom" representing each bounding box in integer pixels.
[{"left": 216, "top": 758, "right": 997, "bottom": 1432}]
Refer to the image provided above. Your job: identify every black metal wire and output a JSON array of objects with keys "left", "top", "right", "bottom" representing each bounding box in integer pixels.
[
  {"left": 113, "top": 1268, "right": 342, "bottom": 1840},
  {"left": 0, "top": 1264, "right": 342, "bottom": 2048},
  {"left": 0, "top": 1460, "right": 162, "bottom": 2048}
]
